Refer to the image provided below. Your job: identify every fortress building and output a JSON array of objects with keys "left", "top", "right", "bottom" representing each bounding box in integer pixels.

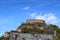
[{"left": 26, "top": 19, "right": 45, "bottom": 24}]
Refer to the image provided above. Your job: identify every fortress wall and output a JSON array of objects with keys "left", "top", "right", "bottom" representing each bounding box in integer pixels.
[{"left": 26, "top": 19, "right": 45, "bottom": 23}]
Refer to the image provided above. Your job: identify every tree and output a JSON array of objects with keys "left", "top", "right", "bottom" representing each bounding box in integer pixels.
[
  {"left": 48, "top": 24, "right": 58, "bottom": 28},
  {"left": 0, "top": 36, "right": 4, "bottom": 40}
]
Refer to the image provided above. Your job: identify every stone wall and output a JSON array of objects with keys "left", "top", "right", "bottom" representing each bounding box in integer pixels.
[
  {"left": 9, "top": 32, "right": 53, "bottom": 40},
  {"left": 26, "top": 19, "right": 45, "bottom": 24}
]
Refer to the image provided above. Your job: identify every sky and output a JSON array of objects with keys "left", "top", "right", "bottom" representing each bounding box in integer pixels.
[{"left": 0, "top": 0, "right": 60, "bottom": 36}]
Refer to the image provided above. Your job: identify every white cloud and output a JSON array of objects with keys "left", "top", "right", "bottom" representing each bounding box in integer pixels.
[
  {"left": 23, "top": 6, "right": 30, "bottom": 10},
  {"left": 29, "top": 12, "right": 37, "bottom": 18},
  {"left": 29, "top": 12, "right": 60, "bottom": 24}
]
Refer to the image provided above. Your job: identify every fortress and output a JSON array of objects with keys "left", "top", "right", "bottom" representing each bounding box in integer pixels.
[
  {"left": 3, "top": 19, "right": 55, "bottom": 40},
  {"left": 26, "top": 19, "right": 45, "bottom": 24},
  {"left": 16, "top": 19, "right": 46, "bottom": 32}
]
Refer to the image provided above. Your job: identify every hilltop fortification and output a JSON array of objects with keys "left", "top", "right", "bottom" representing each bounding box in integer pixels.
[{"left": 16, "top": 19, "right": 46, "bottom": 32}]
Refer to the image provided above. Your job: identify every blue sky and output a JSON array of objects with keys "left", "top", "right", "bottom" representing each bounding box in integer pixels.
[{"left": 0, "top": 0, "right": 60, "bottom": 36}]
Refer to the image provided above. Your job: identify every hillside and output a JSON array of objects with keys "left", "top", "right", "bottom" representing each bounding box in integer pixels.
[
  {"left": 16, "top": 23, "right": 60, "bottom": 40},
  {"left": 16, "top": 19, "right": 60, "bottom": 40},
  {"left": 0, "top": 19, "right": 60, "bottom": 40}
]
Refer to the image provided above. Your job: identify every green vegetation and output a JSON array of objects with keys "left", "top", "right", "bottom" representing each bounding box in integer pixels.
[
  {"left": 0, "top": 36, "right": 4, "bottom": 40},
  {"left": 21, "top": 27, "right": 43, "bottom": 34},
  {"left": 21, "top": 23, "right": 60, "bottom": 40}
]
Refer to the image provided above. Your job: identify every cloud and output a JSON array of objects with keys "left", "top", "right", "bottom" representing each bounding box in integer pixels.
[
  {"left": 23, "top": 6, "right": 30, "bottom": 10},
  {"left": 29, "top": 12, "right": 60, "bottom": 24},
  {"left": 29, "top": 12, "right": 37, "bottom": 18}
]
